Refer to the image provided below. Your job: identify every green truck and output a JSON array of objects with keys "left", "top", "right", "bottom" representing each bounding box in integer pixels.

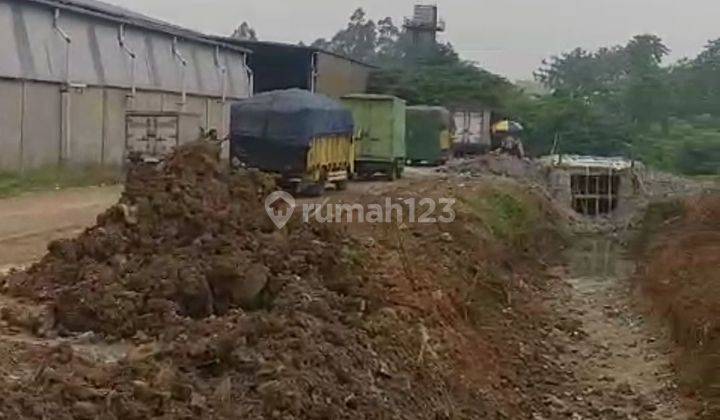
[
  {"left": 341, "top": 94, "right": 407, "bottom": 180},
  {"left": 406, "top": 106, "right": 453, "bottom": 166}
]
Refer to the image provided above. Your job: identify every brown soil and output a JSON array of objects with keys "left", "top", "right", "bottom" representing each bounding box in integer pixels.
[
  {"left": 636, "top": 196, "right": 720, "bottom": 418},
  {"left": 0, "top": 142, "right": 573, "bottom": 419},
  {"left": 0, "top": 142, "right": 700, "bottom": 419}
]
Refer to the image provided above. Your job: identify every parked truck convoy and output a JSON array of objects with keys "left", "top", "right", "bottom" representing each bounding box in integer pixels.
[
  {"left": 405, "top": 106, "right": 453, "bottom": 166},
  {"left": 342, "top": 94, "right": 407, "bottom": 180},
  {"left": 226, "top": 90, "right": 472, "bottom": 196},
  {"left": 230, "top": 89, "right": 356, "bottom": 195}
]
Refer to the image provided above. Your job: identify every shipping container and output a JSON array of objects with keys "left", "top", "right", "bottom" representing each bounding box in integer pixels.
[
  {"left": 342, "top": 94, "right": 406, "bottom": 180},
  {"left": 406, "top": 106, "right": 453, "bottom": 166}
]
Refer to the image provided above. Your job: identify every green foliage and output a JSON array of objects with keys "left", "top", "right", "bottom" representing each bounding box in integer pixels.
[
  {"left": 311, "top": 8, "right": 380, "bottom": 64},
  {"left": 462, "top": 190, "right": 539, "bottom": 247},
  {"left": 314, "top": 7, "right": 515, "bottom": 110},
  {"left": 369, "top": 61, "right": 516, "bottom": 108},
  {"left": 520, "top": 34, "right": 720, "bottom": 174},
  {"left": 635, "top": 120, "right": 720, "bottom": 174}
]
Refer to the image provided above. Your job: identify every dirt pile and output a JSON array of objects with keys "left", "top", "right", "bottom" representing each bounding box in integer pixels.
[
  {"left": 3, "top": 141, "right": 317, "bottom": 338},
  {"left": 636, "top": 196, "right": 720, "bottom": 418},
  {"left": 444, "top": 153, "right": 544, "bottom": 181},
  {"left": 0, "top": 142, "right": 523, "bottom": 419}
]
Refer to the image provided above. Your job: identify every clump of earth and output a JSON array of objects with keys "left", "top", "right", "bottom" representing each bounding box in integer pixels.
[{"left": 0, "top": 142, "right": 496, "bottom": 419}]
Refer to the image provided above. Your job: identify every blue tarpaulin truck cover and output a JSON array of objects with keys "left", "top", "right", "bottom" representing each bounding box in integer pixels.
[
  {"left": 230, "top": 89, "right": 354, "bottom": 174},
  {"left": 231, "top": 89, "right": 354, "bottom": 146}
]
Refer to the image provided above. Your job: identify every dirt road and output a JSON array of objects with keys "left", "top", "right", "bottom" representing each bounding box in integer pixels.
[
  {"left": 0, "top": 186, "right": 123, "bottom": 272},
  {"left": 0, "top": 168, "right": 437, "bottom": 273}
]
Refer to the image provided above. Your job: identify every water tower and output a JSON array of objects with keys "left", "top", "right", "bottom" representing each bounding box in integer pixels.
[{"left": 403, "top": 5, "right": 445, "bottom": 48}]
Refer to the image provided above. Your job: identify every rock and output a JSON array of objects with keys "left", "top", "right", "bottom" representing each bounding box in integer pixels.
[
  {"left": 235, "top": 263, "right": 270, "bottom": 307},
  {"left": 440, "top": 232, "right": 454, "bottom": 243},
  {"left": 125, "top": 342, "right": 161, "bottom": 363},
  {"left": 208, "top": 260, "right": 269, "bottom": 310},
  {"left": 72, "top": 401, "right": 99, "bottom": 420}
]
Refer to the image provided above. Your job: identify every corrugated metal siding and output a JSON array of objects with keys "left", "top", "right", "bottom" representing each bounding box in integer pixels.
[
  {"left": 0, "top": 0, "right": 250, "bottom": 98},
  {"left": 0, "top": 0, "right": 248, "bottom": 172},
  {"left": 315, "top": 52, "right": 370, "bottom": 98}
]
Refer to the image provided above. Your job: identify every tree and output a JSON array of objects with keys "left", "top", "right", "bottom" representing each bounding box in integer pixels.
[
  {"left": 312, "top": 8, "right": 378, "bottom": 63},
  {"left": 623, "top": 35, "right": 671, "bottom": 126},
  {"left": 312, "top": 8, "right": 457, "bottom": 66},
  {"left": 375, "top": 17, "right": 402, "bottom": 63},
  {"left": 230, "top": 22, "right": 258, "bottom": 41},
  {"left": 370, "top": 61, "right": 516, "bottom": 109},
  {"left": 309, "top": 7, "right": 515, "bottom": 115}
]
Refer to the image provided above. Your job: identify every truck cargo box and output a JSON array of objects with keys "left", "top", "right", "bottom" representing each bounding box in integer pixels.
[
  {"left": 231, "top": 89, "right": 355, "bottom": 194},
  {"left": 341, "top": 94, "right": 406, "bottom": 180},
  {"left": 406, "top": 106, "right": 453, "bottom": 166}
]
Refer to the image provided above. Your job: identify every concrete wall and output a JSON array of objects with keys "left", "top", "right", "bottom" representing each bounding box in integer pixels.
[
  {"left": 0, "top": 79, "right": 234, "bottom": 171},
  {"left": 315, "top": 53, "right": 371, "bottom": 99},
  {"left": 0, "top": 80, "right": 23, "bottom": 171},
  {"left": 546, "top": 167, "right": 640, "bottom": 219}
]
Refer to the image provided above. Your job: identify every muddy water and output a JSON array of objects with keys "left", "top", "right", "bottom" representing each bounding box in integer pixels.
[{"left": 556, "top": 236, "right": 693, "bottom": 419}]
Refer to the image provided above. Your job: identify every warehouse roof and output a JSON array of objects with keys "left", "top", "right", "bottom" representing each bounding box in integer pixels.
[
  {"left": 24, "top": 0, "right": 251, "bottom": 53},
  {"left": 213, "top": 38, "right": 377, "bottom": 69}
]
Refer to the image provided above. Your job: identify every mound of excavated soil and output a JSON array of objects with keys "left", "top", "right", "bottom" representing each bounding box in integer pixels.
[
  {"left": 3, "top": 142, "right": 336, "bottom": 338},
  {"left": 445, "top": 154, "right": 544, "bottom": 180},
  {"left": 0, "top": 142, "right": 503, "bottom": 419}
]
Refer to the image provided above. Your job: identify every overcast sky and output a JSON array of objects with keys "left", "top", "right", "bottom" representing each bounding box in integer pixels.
[{"left": 109, "top": 0, "right": 720, "bottom": 80}]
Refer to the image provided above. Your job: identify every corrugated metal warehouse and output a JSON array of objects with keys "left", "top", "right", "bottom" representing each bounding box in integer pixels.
[
  {"left": 0, "top": 0, "right": 252, "bottom": 172},
  {"left": 217, "top": 39, "right": 374, "bottom": 99}
]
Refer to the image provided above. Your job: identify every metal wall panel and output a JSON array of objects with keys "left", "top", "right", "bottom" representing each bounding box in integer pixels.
[
  {"left": 316, "top": 53, "right": 371, "bottom": 98},
  {"left": 21, "top": 2, "right": 67, "bottom": 82},
  {"left": 0, "top": 80, "right": 22, "bottom": 171},
  {"left": 0, "top": 2, "right": 22, "bottom": 78},
  {"left": 0, "top": 0, "right": 249, "bottom": 172},
  {"left": 0, "top": 0, "right": 251, "bottom": 99}
]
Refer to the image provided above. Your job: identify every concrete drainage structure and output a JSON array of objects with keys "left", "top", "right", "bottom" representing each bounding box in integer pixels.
[{"left": 542, "top": 155, "right": 643, "bottom": 218}]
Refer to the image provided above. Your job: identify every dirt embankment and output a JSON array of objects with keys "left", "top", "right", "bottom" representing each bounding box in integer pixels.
[
  {"left": 0, "top": 142, "right": 577, "bottom": 419},
  {"left": 635, "top": 196, "right": 720, "bottom": 418}
]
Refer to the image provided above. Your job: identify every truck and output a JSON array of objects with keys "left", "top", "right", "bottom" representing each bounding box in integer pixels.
[
  {"left": 406, "top": 106, "right": 453, "bottom": 166},
  {"left": 230, "top": 89, "right": 355, "bottom": 196},
  {"left": 341, "top": 94, "right": 406, "bottom": 180},
  {"left": 452, "top": 108, "right": 493, "bottom": 157}
]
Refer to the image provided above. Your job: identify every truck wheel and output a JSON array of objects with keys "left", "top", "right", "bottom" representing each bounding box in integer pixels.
[
  {"left": 387, "top": 163, "right": 398, "bottom": 182},
  {"left": 395, "top": 162, "right": 404, "bottom": 180},
  {"left": 335, "top": 180, "right": 348, "bottom": 191},
  {"left": 305, "top": 182, "right": 326, "bottom": 197},
  {"left": 306, "top": 169, "right": 328, "bottom": 197}
]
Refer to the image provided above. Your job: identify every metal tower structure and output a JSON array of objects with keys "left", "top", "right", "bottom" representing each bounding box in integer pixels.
[{"left": 403, "top": 5, "right": 445, "bottom": 48}]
